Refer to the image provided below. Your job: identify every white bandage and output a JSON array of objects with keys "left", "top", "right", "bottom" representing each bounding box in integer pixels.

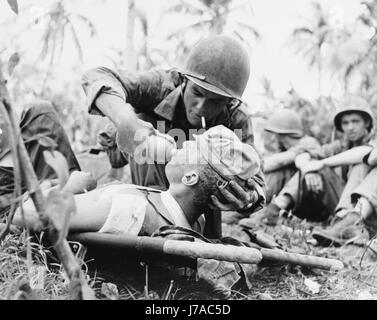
[{"left": 99, "top": 193, "right": 147, "bottom": 235}]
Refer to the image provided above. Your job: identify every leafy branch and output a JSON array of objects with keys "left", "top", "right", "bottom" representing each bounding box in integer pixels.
[{"left": 0, "top": 0, "right": 95, "bottom": 300}]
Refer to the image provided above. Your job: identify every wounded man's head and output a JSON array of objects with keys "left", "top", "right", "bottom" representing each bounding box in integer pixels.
[{"left": 165, "top": 125, "right": 261, "bottom": 205}]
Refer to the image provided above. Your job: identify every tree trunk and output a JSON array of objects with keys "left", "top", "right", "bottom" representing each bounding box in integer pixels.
[
  {"left": 125, "top": 0, "right": 138, "bottom": 71},
  {"left": 318, "top": 47, "right": 322, "bottom": 97}
]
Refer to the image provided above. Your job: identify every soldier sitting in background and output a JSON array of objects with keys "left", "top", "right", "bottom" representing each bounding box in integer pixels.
[
  {"left": 0, "top": 101, "right": 85, "bottom": 220},
  {"left": 310, "top": 145, "right": 377, "bottom": 246},
  {"left": 349, "top": 147, "right": 377, "bottom": 238},
  {"left": 239, "top": 108, "right": 321, "bottom": 228},
  {"left": 241, "top": 96, "right": 376, "bottom": 239}
]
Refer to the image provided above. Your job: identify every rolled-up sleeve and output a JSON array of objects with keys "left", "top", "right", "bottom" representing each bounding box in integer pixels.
[
  {"left": 82, "top": 67, "right": 127, "bottom": 116},
  {"left": 82, "top": 67, "right": 177, "bottom": 117}
]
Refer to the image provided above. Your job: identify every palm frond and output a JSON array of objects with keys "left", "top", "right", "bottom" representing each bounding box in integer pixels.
[
  {"left": 164, "top": 0, "right": 206, "bottom": 15},
  {"left": 66, "top": 18, "right": 83, "bottom": 62},
  {"left": 134, "top": 8, "right": 148, "bottom": 37},
  {"left": 56, "top": 20, "right": 67, "bottom": 63},
  {"left": 236, "top": 21, "right": 260, "bottom": 40},
  {"left": 228, "top": 1, "right": 254, "bottom": 15},
  {"left": 48, "top": 29, "right": 58, "bottom": 66},
  {"left": 74, "top": 13, "right": 98, "bottom": 37},
  {"left": 232, "top": 29, "right": 247, "bottom": 44},
  {"left": 292, "top": 27, "right": 314, "bottom": 36},
  {"left": 344, "top": 63, "right": 357, "bottom": 81},
  {"left": 39, "top": 21, "right": 53, "bottom": 60},
  {"left": 166, "top": 19, "right": 212, "bottom": 40}
]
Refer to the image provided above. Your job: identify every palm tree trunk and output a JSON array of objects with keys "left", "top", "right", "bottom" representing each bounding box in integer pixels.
[
  {"left": 318, "top": 47, "right": 322, "bottom": 97},
  {"left": 125, "top": 0, "right": 137, "bottom": 71}
]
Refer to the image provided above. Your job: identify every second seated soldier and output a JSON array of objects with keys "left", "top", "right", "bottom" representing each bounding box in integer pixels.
[
  {"left": 0, "top": 101, "right": 84, "bottom": 220},
  {"left": 239, "top": 108, "right": 322, "bottom": 228},
  {"left": 242, "top": 95, "right": 375, "bottom": 236},
  {"left": 81, "top": 35, "right": 265, "bottom": 238}
]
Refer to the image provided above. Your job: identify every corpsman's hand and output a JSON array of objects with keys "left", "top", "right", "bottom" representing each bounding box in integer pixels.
[
  {"left": 210, "top": 179, "right": 258, "bottom": 212},
  {"left": 117, "top": 118, "right": 156, "bottom": 155},
  {"left": 301, "top": 160, "right": 325, "bottom": 175},
  {"left": 98, "top": 123, "right": 117, "bottom": 150},
  {"left": 134, "top": 132, "right": 177, "bottom": 164}
]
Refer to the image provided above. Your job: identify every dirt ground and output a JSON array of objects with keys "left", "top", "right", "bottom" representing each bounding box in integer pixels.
[
  {"left": 221, "top": 218, "right": 377, "bottom": 300},
  {"left": 1, "top": 215, "right": 376, "bottom": 300},
  {"left": 86, "top": 217, "right": 377, "bottom": 300}
]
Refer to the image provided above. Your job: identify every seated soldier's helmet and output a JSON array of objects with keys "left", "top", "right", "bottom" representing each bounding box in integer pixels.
[
  {"left": 333, "top": 95, "right": 375, "bottom": 132},
  {"left": 264, "top": 108, "right": 303, "bottom": 138},
  {"left": 181, "top": 35, "right": 250, "bottom": 100}
]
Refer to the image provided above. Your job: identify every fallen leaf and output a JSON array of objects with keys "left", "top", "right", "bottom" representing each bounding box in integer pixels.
[
  {"left": 259, "top": 292, "right": 273, "bottom": 300},
  {"left": 30, "top": 266, "right": 46, "bottom": 291},
  {"left": 148, "top": 290, "right": 160, "bottom": 300},
  {"left": 357, "top": 290, "right": 377, "bottom": 300},
  {"left": 101, "top": 282, "right": 119, "bottom": 300},
  {"left": 304, "top": 278, "right": 321, "bottom": 294}
]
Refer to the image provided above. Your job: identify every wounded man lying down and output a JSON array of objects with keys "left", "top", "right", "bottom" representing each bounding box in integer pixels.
[{"left": 14, "top": 125, "right": 260, "bottom": 237}]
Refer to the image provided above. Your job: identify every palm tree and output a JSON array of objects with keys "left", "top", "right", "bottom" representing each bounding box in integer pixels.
[
  {"left": 124, "top": 0, "right": 157, "bottom": 71},
  {"left": 291, "top": 2, "right": 335, "bottom": 96},
  {"left": 125, "top": 0, "right": 138, "bottom": 71},
  {"left": 339, "top": 0, "right": 377, "bottom": 97},
  {"left": 162, "top": 0, "right": 260, "bottom": 65},
  {"left": 31, "top": 0, "right": 97, "bottom": 66},
  {"left": 119, "top": 0, "right": 169, "bottom": 71}
]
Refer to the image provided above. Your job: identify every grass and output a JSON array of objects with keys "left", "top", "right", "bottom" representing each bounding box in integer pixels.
[{"left": 0, "top": 216, "right": 376, "bottom": 300}]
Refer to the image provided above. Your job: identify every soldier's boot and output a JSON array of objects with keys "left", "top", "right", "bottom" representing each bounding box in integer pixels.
[
  {"left": 238, "top": 202, "right": 282, "bottom": 229},
  {"left": 312, "top": 210, "right": 370, "bottom": 247}
]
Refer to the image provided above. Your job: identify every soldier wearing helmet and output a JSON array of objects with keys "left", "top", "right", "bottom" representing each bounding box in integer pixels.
[
  {"left": 241, "top": 96, "right": 377, "bottom": 233},
  {"left": 81, "top": 35, "right": 265, "bottom": 238},
  {"left": 240, "top": 108, "right": 325, "bottom": 229},
  {"left": 305, "top": 96, "right": 377, "bottom": 246},
  {"left": 249, "top": 95, "right": 376, "bottom": 246},
  {"left": 333, "top": 95, "right": 374, "bottom": 136},
  {"left": 258, "top": 108, "right": 320, "bottom": 202}
]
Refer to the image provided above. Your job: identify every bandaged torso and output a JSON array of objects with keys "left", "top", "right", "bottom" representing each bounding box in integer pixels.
[{"left": 95, "top": 183, "right": 204, "bottom": 236}]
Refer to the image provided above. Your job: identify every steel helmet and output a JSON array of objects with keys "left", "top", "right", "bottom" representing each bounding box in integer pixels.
[
  {"left": 264, "top": 108, "right": 303, "bottom": 137},
  {"left": 181, "top": 35, "right": 250, "bottom": 100},
  {"left": 333, "top": 95, "right": 374, "bottom": 132}
]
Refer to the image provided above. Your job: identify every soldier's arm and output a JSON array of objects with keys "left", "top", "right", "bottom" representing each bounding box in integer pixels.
[
  {"left": 322, "top": 145, "right": 373, "bottom": 167},
  {"left": 294, "top": 152, "right": 312, "bottom": 171},
  {"left": 264, "top": 150, "right": 298, "bottom": 173},
  {"left": 82, "top": 67, "right": 159, "bottom": 155},
  {"left": 302, "top": 145, "right": 373, "bottom": 174},
  {"left": 82, "top": 67, "right": 177, "bottom": 156},
  {"left": 95, "top": 94, "right": 155, "bottom": 155},
  {"left": 367, "top": 148, "right": 377, "bottom": 167}
]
